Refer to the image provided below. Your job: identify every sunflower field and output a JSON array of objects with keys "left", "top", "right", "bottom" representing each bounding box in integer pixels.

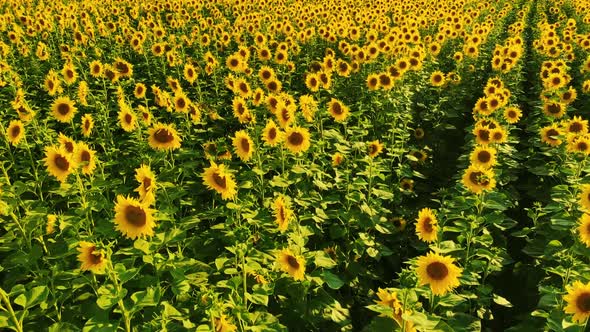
[{"left": 2, "top": 0, "right": 590, "bottom": 331}]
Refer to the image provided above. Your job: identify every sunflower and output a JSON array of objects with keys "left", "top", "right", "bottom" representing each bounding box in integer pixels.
[
  {"left": 265, "top": 78, "right": 282, "bottom": 93},
  {"left": 540, "top": 124, "right": 563, "bottom": 146},
  {"left": 233, "top": 130, "right": 254, "bottom": 161},
  {"left": 277, "top": 248, "right": 305, "bottom": 281},
  {"left": 284, "top": 126, "right": 311, "bottom": 154},
  {"left": 262, "top": 120, "right": 283, "bottom": 147},
  {"left": 378, "top": 73, "right": 394, "bottom": 90},
  {"left": 213, "top": 314, "right": 237, "bottom": 332},
  {"left": 332, "top": 152, "right": 344, "bottom": 167},
  {"left": 473, "top": 97, "right": 492, "bottom": 116},
  {"left": 138, "top": 106, "right": 152, "bottom": 126},
  {"left": 415, "top": 207, "right": 438, "bottom": 243},
  {"left": 473, "top": 125, "right": 492, "bottom": 145},
  {"left": 114, "top": 195, "right": 156, "bottom": 239},
  {"left": 567, "top": 136, "right": 590, "bottom": 156},
  {"left": 462, "top": 165, "right": 496, "bottom": 194},
  {"left": 503, "top": 107, "right": 522, "bottom": 124},
  {"left": 44, "top": 146, "right": 76, "bottom": 182},
  {"left": 252, "top": 88, "right": 265, "bottom": 106},
  {"left": 75, "top": 142, "right": 97, "bottom": 175},
  {"left": 57, "top": 133, "right": 76, "bottom": 155},
  {"left": 580, "top": 185, "right": 590, "bottom": 211},
  {"left": 276, "top": 102, "right": 295, "bottom": 128},
  {"left": 113, "top": 58, "right": 133, "bottom": 78},
  {"left": 89, "top": 60, "right": 103, "bottom": 78},
  {"left": 77, "top": 241, "right": 107, "bottom": 274},
  {"left": 62, "top": 62, "right": 77, "bottom": 85},
  {"left": 543, "top": 101, "right": 566, "bottom": 118},
  {"left": 173, "top": 91, "right": 190, "bottom": 113},
  {"left": 366, "top": 73, "right": 379, "bottom": 91},
  {"left": 416, "top": 252, "right": 463, "bottom": 295},
  {"left": 6, "top": 120, "right": 25, "bottom": 146},
  {"left": 430, "top": 71, "right": 445, "bottom": 87},
  {"left": 118, "top": 106, "right": 137, "bottom": 132},
  {"left": 202, "top": 161, "right": 238, "bottom": 200},
  {"left": 470, "top": 146, "right": 497, "bottom": 169},
  {"left": 235, "top": 78, "right": 251, "bottom": 99},
  {"left": 80, "top": 113, "right": 94, "bottom": 137},
  {"left": 134, "top": 83, "right": 147, "bottom": 99},
  {"left": 305, "top": 73, "right": 321, "bottom": 92},
  {"left": 368, "top": 140, "right": 384, "bottom": 158},
  {"left": 51, "top": 96, "right": 77, "bottom": 123},
  {"left": 577, "top": 214, "right": 590, "bottom": 247},
  {"left": 183, "top": 63, "right": 198, "bottom": 84},
  {"left": 273, "top": 196, "right": 293, "bottom": 232},
  {"left": 328, "top": 98, "right": 349, "bottom": 122},
  {"left": 147, "top": 123, "right": 181, "bottom": 151},
  {"left": 375, "top": 288, "right": 402, "bottom": 313},
  {"left": 135, "top": 164, "right": 156, "bottom": 206},
  {"left": 258, "top": 66, "right": 275, "bottom": 83},
  {"left": 299, "top": 94, "right": 318, "bottom": 122},
  {"left": 564, "top": 280, "right": 590, "bottom": 323},
  {"left": 414, "top": 128, "right": 425, "bottom": 139},
  {"left": 565, "top": 116, "right": 588, "bottom": 135}
]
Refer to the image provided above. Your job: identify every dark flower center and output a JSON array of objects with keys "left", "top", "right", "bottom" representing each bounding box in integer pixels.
[
  {"left": 154, "top": 128, "right": 173, "bottom": 143},
  {"left": 125, "top": 114, "right": 132, "bottom": 124},
  {"left": 240, "top": 138, "right": 250, "bottom": 152},
  {"left": 212, "top": 172, "right": 226, "bottom": 189},
  {"left": 546, "top": 129, "right": 559, "bottom": 139},
  {"left": 423, "top": 217, "right": 433, "bottom": 232},
  {"left": 262, "top": 71, "right": 271, "bottom": 80},
  {"left": 88, "top": 246, "right": 102, "bottom": 264},
  {"left": 268, "top": 128, "right": 277, "bottom": 140},
  {"left": 288, "top": 132, "right": 304, "bottom": 146},
  {"left": 176, "top": 97, "right": 186, "bottom": 109},
  {"left": 576, "top": 292, "right": 590, "bottom": 312},
  {"left": 478, "top": 129, "right": 490, "bottom": 142},
  {"left": 331, "top": 102, "right": 343, "bottom": 115},
  {"left": 426, "top": 261, "right": 449, "bottom": 280},
  {"left": 54, "top": 155, "right": 69, "bottom": 171},
  {"left": 547, "top": 104, "right": 561, "bottom": 114},
  {"left": 81, "top": 150, "right": 91, "bottom": 163},
  {"left": 287, "top": 255, "right": 299, "bottom": 269},
  {"left": 143, "top": 178, "right": 152, "bottom": 191},
  {"left": 379, "top": 74, "right": 391, "bottom": 86},
  {"left": 478, "top": 151, "right": 491, "bottom": 163},
  {"left": 10, "top": 125, "right": 20, "bottom": 138},
  {"left": 125, "top": 205, "right": 147, "bottom": 227},
  {"left": 57, "top": 103, "right": 71, "bottom": 115},
  {"left": 570, "top": 122, "right": 583, "bottom": 133},
  {"left": 433, "top": 75, "right": 442, "bottom": 83},
  {"left": 578, "top": 142, "right": 588, "bottom": 151}
]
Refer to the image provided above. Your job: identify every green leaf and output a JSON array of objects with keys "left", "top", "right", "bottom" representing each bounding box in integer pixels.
[
  {"left": 14, "top": 286, "right": 48, "bottom": 309},
  {"left": 314, "top": 251, "right": 337, "bottom": 269},
  {"left": 96, "top": 285, "right": 126, "bottom": 310},
  {"left": 133, "top": 239, "right": 151, "bottom": 254},
  {"left": 322, "top": 271, "right": 345, "bottom": 289},
  {"left": 493, "top": 294, "right": 513, "bottom": 307},
  {"left": 131, "top": 287, "right": 159, "bottom": 310}
]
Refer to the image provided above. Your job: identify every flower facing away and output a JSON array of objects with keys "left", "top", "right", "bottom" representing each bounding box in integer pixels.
[
  {"left": 416, "top": 252, "right": 463, "bottom": 295},
  {"left": 135, "top": 164, "right": 157, "bottom": 206},
  {"left": 273, "top": 196, "right": 293, "bottom": 232}
]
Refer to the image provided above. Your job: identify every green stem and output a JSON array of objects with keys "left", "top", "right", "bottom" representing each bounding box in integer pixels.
[{"left": 0, "top": 287, "right": 23, "bottom": 332}]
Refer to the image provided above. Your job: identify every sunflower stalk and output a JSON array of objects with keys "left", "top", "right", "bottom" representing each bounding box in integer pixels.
[
  {"left": 0, "top": 287, "right": 23, "bottom": 332},
  {"left": 107, "top": 265, "right": 132, "bottom": 332},
  {"left": 22, "top": 135, "right": 43, "bottom": 201}
]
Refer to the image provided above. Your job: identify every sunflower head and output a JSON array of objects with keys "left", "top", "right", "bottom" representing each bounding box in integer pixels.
[
  {"left": 564, "top": 281, "right": 590, "bottom": 323},
  {"left": 416, "top": 252, "right": 463, "bottom": 295},
  {"left": 114, "top": 195, "right": 156, "bottom": 239},
  {"left": 147, "top": 123, "right": 181, "bottom": 151},
  {"left": 44, "top": 145, "right": 77, "bottom": 182},
  {"left": 462, "top": 165, "right": 496, "bottom": 194},
  {"left": 51, "top": 96, "right": 77, "bottom": 123},
  {"left": 540, "top": 124, "right": 563, "bottom": 146},
  {"left": 6, "top": 120, "right": 25, "bottom": 146},
  {"left": 75, "top": 142, "right": 97, "bottom": 175},
  {"left": 202, "top": 161, "right": 238, "bottom": 200},
  {"left": 273, "top": 196, "right": 293, "bottom": 232},
  {"left": 368, "top": 140, "right": 384, "bottom": 158},
  {"left": 77, "top": 241, "right": 107, "bottom": 274},
  {"left": 332, "top": 152, "right": 344, "bottom": 167},
  {"left": 284, "top": 126, "right": 311, "bottom": 154},
  {"left": 577, "top": 214, "right": 590, "bottom": 247},
  {"left": 328, "top": 98, "right": 349, "bottom": 122},
  {"left": 277, "top": 248, "right": 306, "bottom": 281},
  {"left": 262, "top": 120, "right": 283, "bottom": 147},
  {"left": 233, "top": 130, "right": 254, "bottom": 162},
  {"left": 470, "top": 146, "right": 497, "bottom": 169},
  {"left": 415, "top": 207, "right": 438, "bottom": 243},
  {"left": 430, "top": 71, "right": 445, "bottom": 87}
]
